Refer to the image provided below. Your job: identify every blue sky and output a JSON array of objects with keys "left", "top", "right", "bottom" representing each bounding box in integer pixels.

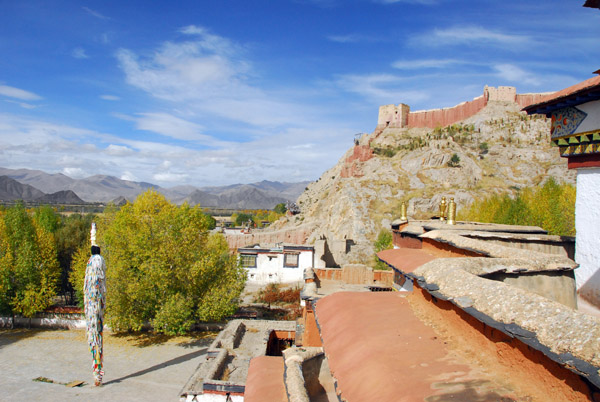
[{"left": 1, "top": 1, "right": 598, "bottom": 187}]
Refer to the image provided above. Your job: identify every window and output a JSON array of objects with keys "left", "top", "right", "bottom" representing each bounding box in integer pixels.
[
  {"left": 284, "top": 253, "right": 299, "bottom": 268},
  {"left": 241, "top": 254, "right": 257, "bottom": 268}
]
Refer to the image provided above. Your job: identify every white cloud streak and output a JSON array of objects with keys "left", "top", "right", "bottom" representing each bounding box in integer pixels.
[
  {"left": 116, "top": 25, "right": 315, "bottom": 130},
  {"left": 82, "top": 7, "right": 110, "bottom": 20},
  {"left": 392, "top": 59, "right": 464, "bottom": 70},
  {"left": 0, "top": 85, "right": 42, "bottom": 101},
  {"left": 72, "top": 47, "right": 89, "bottom": 59},
  {"left": 100, "top": 94, "right": 120, "bottom": 101},
  {"left": 493, "top": 64, "right": 540, "bottom": 86},
  {"left": 414, "top": 26, "right": 533, "bottom": 48},
  {"left": 335, "top": 73, "right": 429, "bottom": 104}
]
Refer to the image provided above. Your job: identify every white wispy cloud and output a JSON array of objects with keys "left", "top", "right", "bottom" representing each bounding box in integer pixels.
[
  {"left": 72, "top": 47, "right": 89, "bottom": 59},
  {"left": 375, "top": 0, "right": 437, "bottom": 4},
  {"left": 4, "top": 100, "right": 38, "bottom": 109},
  {"left": 0, "top": 85, "right": 42, "bottom": 101},
  {"left": 116, "top": 25, "right": 314, "bottom": 129},
  {"left": 133, "top": 112, "right": 208, "bottom": 142},
  {"left": 120, "top": 171, "right": 138, "bottom": 181},
  {"left": 414, "top": 26, "right": 533, "bottom": 48},
  {"left": 0, "top": 111, "right": 349, "bottom": 186},
  {"left": 100, "top": 94, "right": 120, "bottom": 101},
  {"left": 335, "top": 73, "right": 429, "bottom": 104},
  {"left": 106, "top": 144, "right": 134, "bottom": 156},
  {"left": 82, "top": 6, "right": 110, "bottom": 20},
  {"left": 327, "top": 34, "right": 379, "bottom": 43},
  {"left": 392, "top": 59, "right": 464, "bottom": 70},
  {"left": 153, "top": 172, "right": 189, "bottom": 183},
  {"left": 62, "top": 167, "right": 87, "bottom": 178},
  {"left": 493, "top": 64, "right": 540, "bottom": 86}
]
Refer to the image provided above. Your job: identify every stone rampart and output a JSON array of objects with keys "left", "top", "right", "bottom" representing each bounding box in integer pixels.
[
  {"left": 407, "top": 95, "right": 486, "bottom": 129},
  {"left": 378, "top": 86, "right": 554, "bottom": 130},
  {"left": 516, "top": 93, "right": 552, "bottom": 108}
]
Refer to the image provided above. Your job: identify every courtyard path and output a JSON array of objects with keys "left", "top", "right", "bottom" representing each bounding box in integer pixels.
[{"left": 0, "top": 328, "right": 215, "bottom": 401}]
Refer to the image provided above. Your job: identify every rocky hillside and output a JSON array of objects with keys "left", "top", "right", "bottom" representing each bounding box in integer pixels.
[{"left": 271, "top": 101, "right": 575, "bottom": 265}]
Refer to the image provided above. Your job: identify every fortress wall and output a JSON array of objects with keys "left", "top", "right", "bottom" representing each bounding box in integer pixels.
[
  {"left": 406, "top": 95, "right": 486, "bottom": 128},
  {"left": 381, "top": 86, "right": 555, "bottom": 130},
  {"left": 516, "top": 93, "right": 552, "bottom": 108},
  {"left": 485, "top": 86, "right": 516, "bottom": 102},
  {"left": 226, "top": 227, "right": 312, "bottom": 250}
]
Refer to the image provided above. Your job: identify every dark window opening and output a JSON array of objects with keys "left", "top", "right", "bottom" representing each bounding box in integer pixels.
[
  {"left": 241, "top": 254, "right": 257, "bottom": 268},
  {"left": 284, "top": 253, "right": 299, "bottom": 268}
]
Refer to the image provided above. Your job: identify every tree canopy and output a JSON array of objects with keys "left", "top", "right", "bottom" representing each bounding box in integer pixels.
[
  {"left": 70, "top": 190, "right": 246, "bottom": 334},
  {"left": 0, "top": 203, "right": 60, "bottom": 317},
  {"left": 458, "top": 178, "right": 575, "bottom": 236}
]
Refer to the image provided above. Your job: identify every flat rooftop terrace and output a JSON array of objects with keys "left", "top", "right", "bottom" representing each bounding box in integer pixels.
[{"left": 313, "top": 291, "right": 594, "bottom": 401}]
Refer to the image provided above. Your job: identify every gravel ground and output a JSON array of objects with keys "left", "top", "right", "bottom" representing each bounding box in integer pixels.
[{"left": 0, "top": 328, "right": 216, "bottom": 402}]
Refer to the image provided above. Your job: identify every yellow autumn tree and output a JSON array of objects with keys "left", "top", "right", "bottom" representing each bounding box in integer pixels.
[
  {"left": 70, "top": 190, "right": 246, "bottom": 334},
  {"left": 0, "top": 203, "right": 60, "bottom": 317},
  {"left": 459, "top": 178, "right": 576, "bottom": 236}
]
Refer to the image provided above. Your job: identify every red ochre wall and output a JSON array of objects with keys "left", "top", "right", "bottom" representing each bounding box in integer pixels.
[
  {"left": 403, "top": 92, "right": 549, "bottom": 129},
  {"left": 407, "top": 96, "right": 487, "bottom": 129},
  {"left": 516, "top": 93, "right": 550, "bottom": 108}
]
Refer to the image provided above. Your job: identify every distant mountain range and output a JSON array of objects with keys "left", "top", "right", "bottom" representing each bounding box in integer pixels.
[
  {"left": 0, "top": 167, "right": 309, "bottom": 209},
  {"left": 0, "top": 176, "right": 84, "bottom": 204}
]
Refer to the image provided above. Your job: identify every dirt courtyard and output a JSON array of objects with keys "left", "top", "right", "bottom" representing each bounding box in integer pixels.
[{"left": 0, "top": 328, "right": 216, "bottom": 401}]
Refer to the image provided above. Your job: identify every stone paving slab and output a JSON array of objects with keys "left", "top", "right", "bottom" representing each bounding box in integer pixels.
[{"left": 0, "top": 328, "right": 215, "bottom": 401}]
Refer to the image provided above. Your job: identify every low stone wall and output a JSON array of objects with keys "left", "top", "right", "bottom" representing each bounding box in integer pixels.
[
  {"left": 180, "top": 319, "right": 296, "bottom": 402},
  {"left": 410, "top": 258, "right": 600, "bottom": 393},
  {"left": 313, "top": 265, "right": 393, "bottom": 286},
  {"left": 0, "top": 314, "right": 85, "bottom": 329}
]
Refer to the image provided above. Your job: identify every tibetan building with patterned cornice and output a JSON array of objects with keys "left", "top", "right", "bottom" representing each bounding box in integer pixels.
[{"left": 524, "top": 73, "right": 600, "bottom": 310}]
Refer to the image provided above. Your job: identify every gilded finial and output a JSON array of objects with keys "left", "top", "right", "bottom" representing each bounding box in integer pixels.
[
  {"left": 400, "top": 201, "right": 408, "bottom": 221},
  {"left": 439, "top": 197, "right": 447, "bottom": 221},
  {"left": 447, "top": 198, "right": 456, "bottom": 225}
]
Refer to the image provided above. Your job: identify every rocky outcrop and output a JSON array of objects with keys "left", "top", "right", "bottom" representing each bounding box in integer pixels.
[{"left": 270, "top": 101, "right": 575, "bottom": 266}]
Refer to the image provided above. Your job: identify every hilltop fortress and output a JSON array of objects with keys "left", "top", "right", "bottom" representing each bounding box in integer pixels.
[{"left": 377, "top": 86, "right": 552, "bottom": 130}]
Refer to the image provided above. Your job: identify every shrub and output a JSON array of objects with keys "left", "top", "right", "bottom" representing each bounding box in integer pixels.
[
  {"left": 447, "top": 153, "right": 461, "bottom": 167},
  {"left": 373, "top": 229, "right": 393, "bottom": 270}
]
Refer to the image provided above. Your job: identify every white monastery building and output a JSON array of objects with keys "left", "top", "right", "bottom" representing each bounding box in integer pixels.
[{"left": 238, "top": 244, "right": 314, "bottom": 285}]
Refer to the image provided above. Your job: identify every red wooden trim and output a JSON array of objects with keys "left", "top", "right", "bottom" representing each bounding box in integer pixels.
[{"left": 568, "top": 154, "right": 600, "bottom": 169}]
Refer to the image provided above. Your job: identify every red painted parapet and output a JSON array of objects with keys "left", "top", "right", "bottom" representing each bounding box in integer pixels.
[
  {"left": 407, "top": 95, "right": 486, "bottom": 128},
  {"left": 384, "top": 86, "right": 553, "bottom": 130},
  {"left": 516, "top": 93, "right": 552, "bottom": 108}
]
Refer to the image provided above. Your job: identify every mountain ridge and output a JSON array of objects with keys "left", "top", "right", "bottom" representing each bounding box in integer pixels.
[{"left": 0, "top": 167, "right": 309, "bottom": 209}]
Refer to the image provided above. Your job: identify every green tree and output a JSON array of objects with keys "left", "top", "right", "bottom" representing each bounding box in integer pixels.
[
  {"left": 0, "top": 203, "right": 60, "bottom": 317},
  {"left": 274, "top": 203, "right": 287, "bottom": 215},
  {"left": 70, "top": 190, "right": 246, "bottom": 334},
  {"left": 373, "top": 229, "right": 393, "bottom": 270},
  {"left": 33, "top": 205, "right": 60, "bottom": 233},
  {"left": 55, "top": 213, "right": 96, "bottom": 304},
  {"left": 235, "top": 212, "right": 254, "bottom": 226}
]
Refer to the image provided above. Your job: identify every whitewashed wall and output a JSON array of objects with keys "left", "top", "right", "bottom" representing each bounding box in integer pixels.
[
  {"left": 575, "top": 167, "right": 600, "bottom": 307},
  {"left": 245, "top": 250, "right": 312, "bottom": 285}
]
